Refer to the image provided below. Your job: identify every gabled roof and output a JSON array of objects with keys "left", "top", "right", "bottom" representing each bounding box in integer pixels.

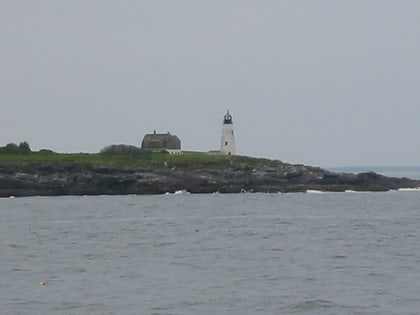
[{"left": 141, "top": 132, "right": 181, "bottom": 150}]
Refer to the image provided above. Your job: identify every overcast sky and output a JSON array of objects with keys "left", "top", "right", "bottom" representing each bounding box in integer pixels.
[{"left": 1, "top": 1, "right": 419, "bottom": 167}]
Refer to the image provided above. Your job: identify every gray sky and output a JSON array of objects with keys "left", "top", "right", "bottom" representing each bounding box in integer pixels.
[{"left": 1, "top": 1, "right": 419, "bottom": 167}]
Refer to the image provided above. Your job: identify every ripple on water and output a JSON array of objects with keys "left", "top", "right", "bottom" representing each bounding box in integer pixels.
[
  {"left": 2, "top": 193, "right": 420, "bottom": 314},
  {"left": 289, "top": 299, "right": 346, "bottom": 313},
  {"left": 53, "top": 302, "right": 82, "bottom": 311}
]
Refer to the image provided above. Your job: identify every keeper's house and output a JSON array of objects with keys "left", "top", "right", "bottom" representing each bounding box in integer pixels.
[{"left": 141, "top": 131, "right": 181, "bottom": 154}]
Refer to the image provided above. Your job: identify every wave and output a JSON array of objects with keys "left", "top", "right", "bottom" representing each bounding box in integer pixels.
[
  {"left": 398, "top": 188, "right": 420, "bottom": 192},
  {"left": 164, "top": 190, "right": 191, "bottom": 195},
  {"left": 290, "top": 299, "right": 336, "bottom": 312},
  {"left": 305, "top": 190, "right": 325, "bottom": 194}
]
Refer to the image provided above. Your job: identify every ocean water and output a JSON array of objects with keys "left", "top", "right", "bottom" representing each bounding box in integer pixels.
[{"left": 2, "top": 191, "right": 420, "bottom": 315}]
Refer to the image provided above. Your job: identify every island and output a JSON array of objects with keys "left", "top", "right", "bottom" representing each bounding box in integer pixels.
[{"left": 0, "top": 143, "right": 418, "bottom": 197}]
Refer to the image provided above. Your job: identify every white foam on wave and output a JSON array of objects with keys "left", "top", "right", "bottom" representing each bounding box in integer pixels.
[
  {"left": 175, "top": 190, "right": 190, "bottom": 195},
  {"left": 165, "top": 190, "right": 191, "bottom": 195},
  {"left": 305, "top": 190, "right": 325, "bottom": 194},
  {"left": 345, "top": 190, "right": 374, "bottom": 194},
  {"left": 398, "top": 188, "right": 420, "bottom": 192}
]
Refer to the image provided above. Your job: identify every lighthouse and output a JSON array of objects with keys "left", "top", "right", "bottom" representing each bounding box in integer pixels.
[{"left": 220, "top": 110, "right": 236, "bottom": 155}]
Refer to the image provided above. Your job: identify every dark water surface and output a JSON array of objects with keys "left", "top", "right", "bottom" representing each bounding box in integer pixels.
[{"left": 2, "top": 191, "right": 420, "bottom": 314}]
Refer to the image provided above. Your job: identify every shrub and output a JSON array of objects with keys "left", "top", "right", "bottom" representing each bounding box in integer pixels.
[
  {"left": 0, "top": 142, "right": 31, "bottom": 154},
  {"left": 38, "top": 149, "right": 55, "bottom": 154},
  {"left": 19, "top": 141, "right": 31, "bottom": 153},
  {"left": 100, "top": 144, "right": 147, "bottom": 155}
]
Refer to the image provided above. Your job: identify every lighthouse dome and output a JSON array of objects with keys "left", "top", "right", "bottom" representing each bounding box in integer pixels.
[{"left": 223, "top": 111, "right": 233, "bottom": 124}]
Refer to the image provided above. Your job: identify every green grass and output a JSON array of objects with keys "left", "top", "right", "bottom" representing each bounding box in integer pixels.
[{"left": 0, "top": 151, "right": 275, "bottom": 170}]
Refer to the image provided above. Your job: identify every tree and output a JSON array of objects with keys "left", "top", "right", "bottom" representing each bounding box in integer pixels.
[
  {"left": 19, "top": 141, "right": 31, "bottom": 153},
  {"left": 0, "top": 141, "right": 32, "bottom": 154}
]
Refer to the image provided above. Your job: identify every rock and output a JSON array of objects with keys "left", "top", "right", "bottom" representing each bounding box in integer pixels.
[{"left": 0, "top": 158, "right": 418, "bottom": 196}]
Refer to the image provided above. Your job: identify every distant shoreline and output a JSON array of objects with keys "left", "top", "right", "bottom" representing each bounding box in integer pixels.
[{"left": 327, "top": 166, "right": 420, "bottom": 180}]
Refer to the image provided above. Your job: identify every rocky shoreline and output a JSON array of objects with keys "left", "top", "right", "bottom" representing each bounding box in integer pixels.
[{"left": 0, "top": 158, "right": 418, "bottom": 197}]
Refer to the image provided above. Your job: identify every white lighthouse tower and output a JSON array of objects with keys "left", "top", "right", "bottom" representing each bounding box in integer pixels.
[{"left": 220, "top": 110, "right": 236, "bottom": 155}]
